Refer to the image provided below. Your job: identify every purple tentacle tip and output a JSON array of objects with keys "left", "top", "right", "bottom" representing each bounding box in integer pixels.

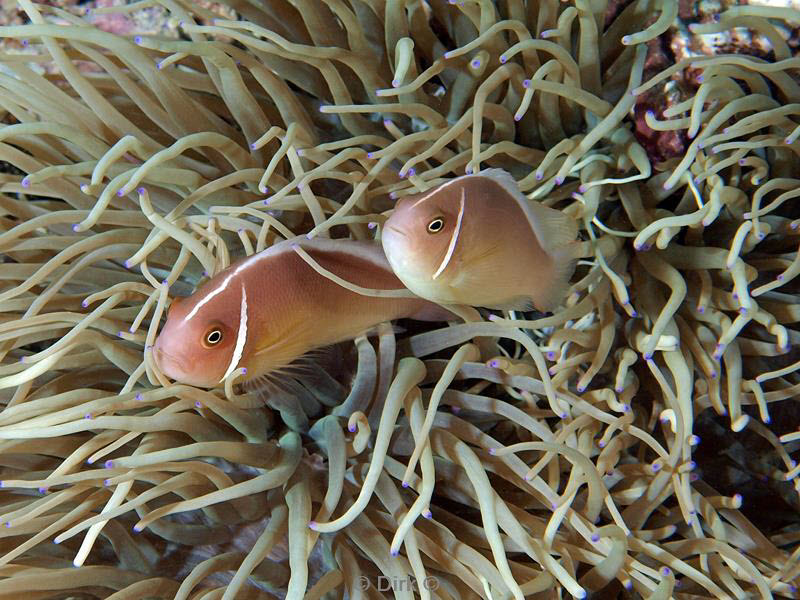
[
  {"left": 764, "top": 415, "right": 771, "bottom": 424},
  {"left": 560, "top": 412, "right": 568, "bottom": 419},
  {"left": 19, "top": 356, "right": 25, "bottom": 364},
  {"left": 250, "top": 142, "right": 258, "bottom": 149},
  {"left": 499, "top": 55, "right": 507, "bottom": 64},
  {"left": 401, "top": 481, "right": 410, "bottom": 488},
  {"left": 242, "top": 368, "right": 248, "bottom": 375},
  {"left": 535, "top": 171, "right": 543, "bottom": 180},
  {"left": 591, "top": 533, "right": 600, "bottom": 542},
  {"left": 367, "top": 152, "right": 374, "bottom": 159},
  {"left": 423, "top": 510, "right": 432, "bottom": 519},
  {"left": 489, "top": 360, "right": 499, "bottom": 368},
  {"left": 104, "top": 479, "right": 111, "bottom": 486},
  {"left": 72, "top": 224, "right": 81, "bottom": 232},
  {"left": 390, "top": 549, "right": 399, "bottom": 556},
  {"left": 661, "top": 567, "right": 672, "bottom": 576},
  {"left": 21, "top": 38, "right": 29, "bottom": 46},
  {"left": 465, "top": 166, "right": 473, "bottom": 175},
  {"left": 368, "top": 222, "right": 377, "bottom": 229},
  {"left": 137, "top": 187, "right": 146, "bottom": 195},
  {"left": 522, "top": 79, "right": 531, "bottom": 88},
  {"left": 38, "top": 487, "right": 47, "bottom": 494},
  {"left": 555, "top": 176, "right": 564, "bottom": 186},
  {"left": 471, "top": 59, "right": 481, "bottom": 68},
  {"left": 488, "top": 447, "right": 496, "bottom": 455},
  {"left": 391, "top": 79, "right": 400, "bottom": 88},
  {"left": 308, "top": 521, "right": 318, "bottom": 530},
  {"left": 135, "top": 393, "right": 143, "bottom": 401},
  {"left": 306, "top": 233, "right": 314, "bottom": 239},
  {"left": 622, "top": 404, "right": 630, "bottom": 413},
  {"left": 348, "top": 424, "right": 356, "bottom": 433},
  {"left": 85, "top": 413, "right": 92, "bottom": 419},
  {"left": 133, "top": 524, "right": 143, "bottom": 533},
  {"left": 644, "top": 352, "right": 653, "bottom": 360},
  {"left": 652, "top": 462, "right": 661, "bottom": 472},
  {"left": 81, "top": 299, "right": 89, "bottom": 308},
  {"left": 697, "top": 305, "right": 705, "bottom": 313},
  {"left": 21, "top": 176, "right": 30, "bottom": 188},
  {"left": 598, "top": 440, "right": 605, "bottom": 448},
  {"left": 407, "top": 168, "right": 416, "bottom": 177},
  {"left": 117, "top": 188, "right": 125, "bottom": 197},
  {"left": 195, "top": 401, "right": 202, "bottom": 408},
  {"left": 615, "top": 387, "right": 623, "bottom": 394},
  {"left": 134, "top": 35, "right": 143, "bottom": 44},
  {"left": 777, "top": 273, "right": 785, "bottom": 281},
  {"left": 576, "top": 384, "right": 586, "bottom": 393},
  {"left": 105, "top": 460, "right": 114, "bottom": 468}
]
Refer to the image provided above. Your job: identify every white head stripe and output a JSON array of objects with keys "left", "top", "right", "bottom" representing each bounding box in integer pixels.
[
  {"left": 432, "top": 188, "right": 466, "bottom": 280},
  {"left": 410, "top": 177, "right": 461, "bottom": 209},
  {"left": 185, "top": 274, "right": 232, "bottom": 321},
  {"left": 220, "top": 284, "right": 249, "bottom": 382}
]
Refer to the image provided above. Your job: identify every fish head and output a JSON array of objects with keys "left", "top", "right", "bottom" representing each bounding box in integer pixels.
[
  {"left": 382, "top": 181, "right": 466, "bottom": 284},
  {"left": 153, "top": 276, "right": 246, "bottom": 387}
]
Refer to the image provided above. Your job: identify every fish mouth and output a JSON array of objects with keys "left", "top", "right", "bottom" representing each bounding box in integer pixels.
[
  {"left": 386, "top": 225, "right": 408, "bottom": 238},
  {"left": 153, "top": 345, "right": 189, "bottom": 380}
]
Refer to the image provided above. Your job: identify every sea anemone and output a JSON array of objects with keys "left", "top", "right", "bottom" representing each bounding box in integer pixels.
[{"left": 0, "top": 0, "right": 798, "bottom": 598}]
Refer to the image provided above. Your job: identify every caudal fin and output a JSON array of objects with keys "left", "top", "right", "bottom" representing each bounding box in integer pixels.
[{"left": 530, "top": 239, "right": 582, "bottom": 312}]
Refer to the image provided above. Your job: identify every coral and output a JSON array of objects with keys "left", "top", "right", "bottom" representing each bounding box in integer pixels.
[{"left": 0, "top": 0, "right": 798, "bottom": 598}]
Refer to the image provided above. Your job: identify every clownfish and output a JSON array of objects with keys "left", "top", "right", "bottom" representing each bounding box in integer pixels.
[
  {"left": 153, "top": 237, "right": 453, "bottom": 388},
  {"left": 381, "top": 168, "right": 581, "bottom": 312}
]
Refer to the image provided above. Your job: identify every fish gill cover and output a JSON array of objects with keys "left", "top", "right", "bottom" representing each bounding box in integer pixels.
[{"left": 0, "top": 0, "right": 798, "bottom": 598}]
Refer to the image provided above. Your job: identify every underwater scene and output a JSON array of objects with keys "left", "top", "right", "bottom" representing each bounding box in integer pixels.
[{"left": 0, "top": 0, "right": 798, "bottom": 598}]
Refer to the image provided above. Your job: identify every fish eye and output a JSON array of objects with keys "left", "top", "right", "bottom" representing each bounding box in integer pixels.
[
  {"left": 203, "top": 328, "right": 223, "bottom": 347},
  {"left": 427, "top": 217, "right": 445, "bottom": 233}
]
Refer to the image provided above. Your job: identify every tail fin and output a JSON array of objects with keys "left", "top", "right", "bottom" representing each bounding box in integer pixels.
[
  {"left": 525, "top": 203, "right": 581, "bottom": 312},
  {"left": 530, "top": 238, "right": 582, "bottom": 312}
]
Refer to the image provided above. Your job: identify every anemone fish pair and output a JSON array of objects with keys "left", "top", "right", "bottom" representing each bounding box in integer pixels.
[{"left": 153, "top": 169, "right": 580, "bottom": 387}]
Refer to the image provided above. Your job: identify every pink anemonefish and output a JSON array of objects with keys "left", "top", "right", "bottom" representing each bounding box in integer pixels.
[
  {"left": 153, "top": 237, "right": 453, "bottom": 388},
  {"left": 381, "top": 168, "right": 581, "bottom": 312}
]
